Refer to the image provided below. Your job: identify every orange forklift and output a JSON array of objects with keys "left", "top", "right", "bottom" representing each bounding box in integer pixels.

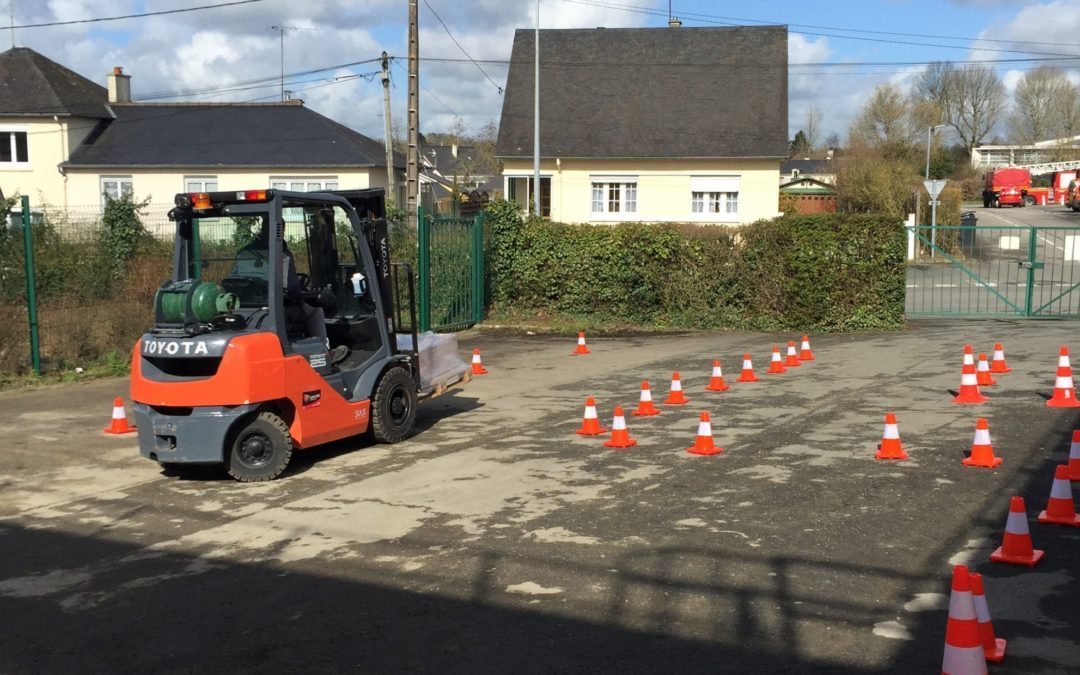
[{"left": 130, "top": 188, "right": 467, "bottom": 481}]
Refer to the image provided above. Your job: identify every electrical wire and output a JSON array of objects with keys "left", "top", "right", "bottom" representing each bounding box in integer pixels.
[
  {"left": 10, "top": 0, "right": 264, "bottom": 29},
  {"left": 421, "top": 0, "right": 503, "bottom": 94}
]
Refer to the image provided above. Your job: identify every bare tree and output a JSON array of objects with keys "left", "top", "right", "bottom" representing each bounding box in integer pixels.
[
  {"left": 804, "top": 104, "right": 823, "bottom": 151},
  {"left": 912, "top": 61, "right": 952, "bottom": 126},
  {"left": 850, "top": 83, "right": 916, "bottom": 158},
  {"left": 1009, "top": 66, "right": 1070, "bottom": 144},
  {"left": 945, "top": 63, "right": 1006, "bottom": 154}
]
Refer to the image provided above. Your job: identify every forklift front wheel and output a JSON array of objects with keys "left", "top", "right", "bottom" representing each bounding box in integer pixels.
[
  {"left": 225, "top": 411, "right": 293, "bottom": 482},
  {"left": 371, "top": 366, "right": 418, "bottom": 443}
]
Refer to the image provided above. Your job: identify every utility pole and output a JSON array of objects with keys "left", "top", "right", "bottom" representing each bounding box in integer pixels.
[
  {"left": 407, "top": 0, "right": 420, "bottom": 229},
  {"left": 533, "top": 0, "right": 540, "bottom": 216},
  {"left": 8, "top": 0, "right": 15, "bottom": 49},
  {"left": 380, "top": 52, "right": 398, "bottom": 206}
]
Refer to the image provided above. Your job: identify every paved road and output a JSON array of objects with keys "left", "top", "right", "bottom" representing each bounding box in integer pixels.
[
  {"left": 908, "top": 204, "right": 1080, "bottom": 316},
  {"left": 2, "top": 323, "right": 1079, "bottom": 673}
]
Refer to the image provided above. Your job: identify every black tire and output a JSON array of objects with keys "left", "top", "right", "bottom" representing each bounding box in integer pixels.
[
  {"left": 1024, "top": 195, "right": 1035, "bottom": 207},
  {"left": 371, "top": 366, "right": 417, "bottom": 443},
  {"left": 1073, "top": 205, "right": 1080, "bottom": 213},
  {"left": 983, "top": 196, "right": 990, "bottom": 208},
  {"left": 225, "top": 411, "right": 293, "bottom": 482},
  {"left": 992, "top": 199, "right": 1000, "bottom": 208}
]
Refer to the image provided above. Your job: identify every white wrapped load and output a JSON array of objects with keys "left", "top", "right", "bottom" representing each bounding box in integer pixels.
[{"left": 396, "top": 331, "right": 469, "bottom": 393}]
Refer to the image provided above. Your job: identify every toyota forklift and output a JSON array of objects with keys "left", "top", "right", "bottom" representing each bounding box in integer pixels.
[{"left": 129, "top": 188, "right": 468, "bottom": 481}]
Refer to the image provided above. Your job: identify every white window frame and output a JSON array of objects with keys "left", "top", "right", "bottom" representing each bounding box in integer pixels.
[
  {"left": 184, "top": 175, "right": 219, "bottom": 193},
  {"left": 590, "top": 176, "right": 638, "bottom": 219},
  {"left": 269, "top": 176, "right": 340, "bottom": 192},
  {"left": 100, "top": 175, "right": 134, "bottom": 204},
  {"left": 0, "top": 126, "right": 30, "bottom": 169},
  {"left": 689, "top": 176, "right": 741, "bottom": 222}
]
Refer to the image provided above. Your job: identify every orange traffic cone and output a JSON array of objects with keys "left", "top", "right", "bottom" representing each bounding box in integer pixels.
[
  {"left": 704, "top": 360, "right": 729, "bottom": 392},
  {"left": 575, "top": 396, "right": 607, "bottom": 436},
  {"left": 875, "top": 412, "right": 908, "bottom": 460},
  {"left": 632, "top": 380, "right": 661, "bottom": 417},
  {"left": 969, "top": 572, "right": 1006, "bottom": 664},
  {"left": 784, "top": 341, "right": 801, "bottom": 367},
  {"left": 799, "top": 335, "right": 815, "bottom": 361},
  {"left": 471, "top": 348, "right": 488, "bottom": 375},
  {"left": 687, "top": 411, "right": 722, "bottom": 456},
  {"left": 604, "top": 406, "right": 637, "bottom": 449},
  {"left": 1037, "top": 465, "right": 1080, "bottom": 526},
  {"left": 766, "top": 346, "right": 787, "bottom": 374},
  {"left": 962, "top": 343, "right": 975, "bottom": 368},
  {"left": 736, "top": 353, "right": 758, "bottom": 383},
  {"left": 572, "top": 331, "right": 590, "bottom": 355},
  {"left": 664, "top": 372, "right": 690, "bottom": 405},
  {"left": 962, "top": 418, "right": 1002, "bottom": 468},
  {"left": 953, "top": 361, "right": 988, "bottom": 404},
  {"left": 990, "top": 343, "right": 1010, "bottom": 374},
  {"left": 1047, "top": 346, "right": 1080, "bottom": 407},
  {"left": 941, "top": 565, "right": 988, "bottom": 675},
  {"left": 990, "top": 496, "right": 1044, "bottom": 566},
  {"left": 104, "top": 397, "right": 137, "bottom": 434},
  {"left": 1069, "top": 430, "right": 1080, "bottom": 481},
  {"left": 976, "top": 353, "right": 996, "bottom": 387}
]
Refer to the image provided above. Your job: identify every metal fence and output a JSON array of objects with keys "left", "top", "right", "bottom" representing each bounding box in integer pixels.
[
  {"left": 906, "top": 224, "right": 1080, "bottom": 317},
  {"left": 417, "top": 207, "right": 485, "bottom": 332}
]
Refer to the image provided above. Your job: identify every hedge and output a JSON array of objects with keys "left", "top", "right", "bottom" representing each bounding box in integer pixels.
[{"left": 484, "top": 200, "right": 906, "bottom": 332}]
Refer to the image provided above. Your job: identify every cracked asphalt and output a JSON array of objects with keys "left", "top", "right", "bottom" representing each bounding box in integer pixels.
[{"left": 1, "top": 320, "right": 1079, "bottom": 673}]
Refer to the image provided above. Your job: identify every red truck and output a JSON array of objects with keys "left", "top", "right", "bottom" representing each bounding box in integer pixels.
[{"left": 982, "top": 168, "right": 1030, "bottom": 208}]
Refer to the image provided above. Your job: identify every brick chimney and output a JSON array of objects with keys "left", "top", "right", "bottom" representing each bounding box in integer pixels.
[{"left": 107, "top": 67, "right": 131, "bottom": 103}]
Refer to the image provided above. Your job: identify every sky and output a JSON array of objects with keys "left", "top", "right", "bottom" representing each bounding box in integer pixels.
[{"left": 5, "top": 0, "right": 1080, "bottom": 147}]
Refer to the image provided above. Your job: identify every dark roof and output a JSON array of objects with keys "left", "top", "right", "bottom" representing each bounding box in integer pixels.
[
  {"left": 0, "top": 47, "right": 111, "bottom": 118},
  {"left": 423, "top": 144, "right": 497, "bottom": 176},
  {"left": 781, "top": 159, "right": 834, "bottom": 174},
  {"left": 64, "top": 102, "right": 404, "bottom": 169},
  {"left": 496, "top": 26, "right": 788, "bottom": 160}
]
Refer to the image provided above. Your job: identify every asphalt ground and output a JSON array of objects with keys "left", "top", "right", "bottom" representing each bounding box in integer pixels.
[
  {"left": 907, "top": 205, "right": 1080, "bottom": 316},
  {"left": 2, "top": 321, "right": 1080, "bottom": 673}
]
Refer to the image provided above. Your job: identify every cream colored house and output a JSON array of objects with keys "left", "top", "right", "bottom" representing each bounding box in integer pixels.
[
  {"left": 1, "top": 47, "right": 403, "bottom": 216},
  {"left": 495, "top": 25, "right": 788, "bottom": 225}
]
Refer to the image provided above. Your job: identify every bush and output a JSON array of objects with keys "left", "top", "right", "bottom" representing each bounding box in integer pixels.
[{"left": 483, "top": 200, "right": 906, "bottom": 332}]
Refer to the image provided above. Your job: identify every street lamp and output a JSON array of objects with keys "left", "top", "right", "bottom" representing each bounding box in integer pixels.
[{"left": 926, "top": 124, "right": 946, "bottom": 257}]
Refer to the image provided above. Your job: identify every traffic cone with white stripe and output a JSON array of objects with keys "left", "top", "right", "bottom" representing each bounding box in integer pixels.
[
  {"left": 704, "top": 360, "right": 729, "bottom": 392},
  {"left": 766, "top": 346, "right": 787, "bottom": 374},
  {"left": 687, "top": 411, "right": 722, "bottom": 456},
  {"left": 784, "top": 341, "right": 801, "bottom": 367},
  {"left": 736, "top": 353, "right": 758, "bottom": 383},
  {"left": 572, "top": 331, "right": 590, "bottom": 355},
  {"left": 941, "top": 565, "right": 988, "bottom": 675},
  {"left": 575, "top": 396, "right": 607, "bottom": 436},
  {"left": 1037, "top": 465, "right": 1080, "bottom": 526},
  {"left": 1069, "top": 430, "right": 1080, "bottom": 481},
  {"left": 664, "top": 372, "right": 690, "bottom": 405},
  {"left": 990, "top": 496, "right": 1044, "bottom": 566},
  {"left": 976, "top": 353, "right": 996, "bottom": 387},
  {"left": 969, "top": 572, "right": 1006, "bottom": 664},
  {"left": 603, "top": 406, "right": 637, "bottom": 449},
  {"left": 875, "top": 412, "right": 908, "bottom": 460},
  {"left": 1047, "top": 346, "right": 1080, "bottom": 407},
  {"left": 963, "top": 344, "right": 975, "bottom": 368},
  {"left": 471, "top": 348, "right": 488, "bottom": 375},
  {"left": 990, "top": 343, "right": 1011, "bottom": 374},
  {"left": 104, "top": 397, "right": 137, "bottom": 434},
  {"left": 962, "top": 418, "right": 1002, "bottom": 468},
  {"left": 632, "top": 380, "right": 661, "bottom": 417},
  {"left": 953, "top": 361, "right": 988, "bottom": 405},
  {"left": 799, "top": 335, "right": 815, "bottom": 361}
]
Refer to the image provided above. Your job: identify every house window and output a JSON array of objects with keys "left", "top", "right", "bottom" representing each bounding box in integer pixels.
[
  {"left": 690, "top": 176, "right": 740, "bottom": 219},
  {"left": 184, "top": 175, "right": 218, "bottom": 192},
  {"left": 507, "top": 176, "right": 551, "bottom": 217},
  {"left": 270, "top": 177, "right": 340, "bottom": 192},
  {"left": 0, "top": 130, "right": 29, "bottom": 167},
  {"left": 101, "top": 176, "right": 134, "bottom": 203},
  {"left": 590, "top": 177, "right": 637, "bottom": 215}
]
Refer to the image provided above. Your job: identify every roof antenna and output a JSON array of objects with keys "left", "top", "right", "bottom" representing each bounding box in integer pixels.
[
  {"left": 9, "top": 0, "right": 15, "bottom": 49},
  {"left": 267, "top": 24, "right": 317, "bottom": 102}
]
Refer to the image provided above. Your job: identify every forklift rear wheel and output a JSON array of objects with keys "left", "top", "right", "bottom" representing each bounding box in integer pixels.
[
  {"left": 225, "top": 411, "right": 293, "bottom": 482},
  {"left": 371, "top": 367, "right": 417, "bottom": 443}
]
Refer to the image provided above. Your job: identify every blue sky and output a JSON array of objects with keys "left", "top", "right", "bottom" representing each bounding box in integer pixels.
[{"left": 6, "top": 0, "right": 1080, "bottom": 144}]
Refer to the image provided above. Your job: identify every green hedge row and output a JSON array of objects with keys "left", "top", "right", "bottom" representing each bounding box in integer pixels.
[{"left": 484, "top": 200, "right": 906, "bottom": 331}]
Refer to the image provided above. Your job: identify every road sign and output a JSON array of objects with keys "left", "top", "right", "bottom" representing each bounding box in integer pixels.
[
  {"left": 924, "top": 179, "right": 947, "bottom": 198},
  {"left": 928, "top": 199, "right": 940, "bottom": 206}
]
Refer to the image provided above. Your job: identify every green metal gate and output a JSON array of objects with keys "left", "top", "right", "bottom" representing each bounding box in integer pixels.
[
  {"left": 906, "top": 224, "right": 1080, "bottom": 317},
  {"left": 417, "top": 207, "right": 486, "bottom": 331}
]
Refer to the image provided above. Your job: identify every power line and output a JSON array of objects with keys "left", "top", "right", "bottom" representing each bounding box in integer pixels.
[
  {"left": 392, "top": 59, "right": 481, "bottom": 136},
  {"left": 561, "top": 0, "right": 1080, "bottom": 58},
  {"left": 412, "top": 54, "right": 1080, "bottom": 69},
  {"left": 421, "top": 0, "right": 503, "bottom": 94},
  {"left": 10, "top": 0, "right": 264, "bottom": 29}
]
